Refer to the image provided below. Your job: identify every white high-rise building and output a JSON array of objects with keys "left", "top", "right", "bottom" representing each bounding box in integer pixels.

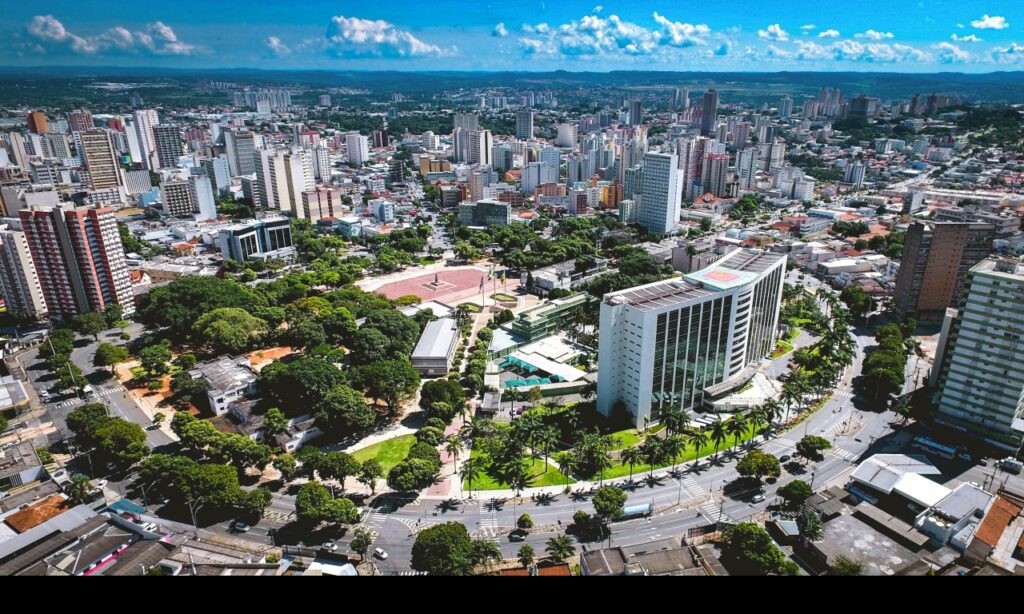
[
  {"left": 521, "top": 162, "right": 559, "bottom": 195},
  {"left": 932, "top": 258, "right": 1024, "bottom": 451},
  {"left": 556, "top": 123, "right": 577, "bottom": 148},
  {"left": 133, "top": 109, "right": 160, "bottom": 170},
  {"left": 200, "top": 155, "right": 231, "bottom": 195},
  {"left": 225, "top": 130, "right": 258, "bottom": 177},
  {"left": 516, "top": 109, "right": 535, "bottom": 141},
  {"left": 345, "top": 133, "right": 369, "bottom": 166},
  {"left": 469, "top": 130, "right": 493, "bottom": 167},
  {"left": 700, "top": 153, "right": 729, "bottom": 198},
  {"left": 736, "top": 147, "right": 761, "bottom": 191},
  {"left": 597, "top": 249, "right": 786, "bottom": 428},
  {"left": 779, "top": 96, "right": 794, "bottom": 118},
  {"left": 312, "top": 146, "right": 332, "bottom": 182},
  {"left": 638, "top": 152, "right": 682, "bottom": 235},
  {"left": 79, "top": 129, "right": 124, "bottom": 190},
  {"left": 844, "top": 162, "right": 866, "bottom": 187},
  {"left": 0, "top": 221, "right": 48, "bottom": 320},
  {"left": 190, "top": 174, "right": 218, "bottom": 221}
]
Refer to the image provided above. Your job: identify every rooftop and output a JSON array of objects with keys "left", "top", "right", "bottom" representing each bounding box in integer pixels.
[
  {"left": 3, "top": 495, "right": 73, "bottom": 534},
  {"left": 411, "top": 317, "right": 459, "bottom": 360},
  {"left": 194, "top": 356, "right": 256, "bottom": 396}
]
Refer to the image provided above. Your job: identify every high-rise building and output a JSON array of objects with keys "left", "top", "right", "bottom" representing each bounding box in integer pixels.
[
  {"left": 200, "top": 155, "right": 231, "bottom": 196},
  {"left": 736, "top": 147, "right": 760, "bottom": 191},
  {"left": 844, "top": 162, "right": 866, "bottom": 187},
  {"left": 218, "top": 217, "right": 294, "bottom": 263},
  {"left": 345, "top": 133, "right": 369, "bottom": 166},
  {"left": 701, "top": 90, "right": 719, "bottom": 137},
  {"left": 894, "top": 221, "right": 996, "bottom": 321},
  {"left": 629, "top": 99, "right": 643, "bottom": 127},
  {"left": 319, "top": 94, "right": 332, "bottom": 107},
  {"left": 133, "top": 109, "right": 160, "bottom": 170},
  {"left": 597, "top": 249, "right": 786, "bottom": 428},
  {"left": 68, "top": 109, "right": 94, "bottom": 134},
  {"left": 556, "top": 123, "right": 577, "bottom": 148},
  {"left": 26, "top": 111, "right": 48, "bottom": 134},
  {"left": 638, "top": 152, "right": 682, "bottom": 235},
  {"left": 931, "top": 258, "right": 1024, "bottom": 450},
  {"left": 700, "top": 153, "right": 729, "bottom": 198},
  {"left": 161, "top": 180, "right": 194, "bottom": 217},
  {"left": 78, "top": 129, "right": 123, "bottom": 190},
  {"left": 778, "top": 96, "right": 793, "bottom": 118},
  {"left": 453, "top": 113, "right": 479, "bottom": 134},
  {"left": 0, "top": 221, "right": 48, "bottom": 320},
  {"left": 516, "top": 109, "right": 534, "bottom": 140},
  {"left": 256, "top": 149, "right": 314, "bottom": 217},
  {"left": 301, "top": 189, "right": 345, "bottom": 223},
  {"left": 225, "top": 130, "right": 258, "bottom": 177},
  {"left": 312, "top": 146, "right": 332, "bottom": 182},
  {"left": 19, "top": 204, "right": 134, "bottom": 319},
  {"left": 468, "top": 130, "right": 493, "bottom": 167},
  {"left": 153, "top": 124, "right": 184, "bottom": 169},
  {"left": 190, "top": 174, "right": 218, "bottom": 221},
  {"left": 521, "top": 162, "right": 559, "bottom": 195}
]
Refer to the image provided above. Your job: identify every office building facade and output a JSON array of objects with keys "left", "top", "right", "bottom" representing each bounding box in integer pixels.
[
  {"left": 0, "top": 222, "right": 48, "bottom": 320},
  {"left": 597, "top": 249, "right": 786, "bottom": 428},
  {"left": 638, "top": 152, "right": 682, "bottom": 235}
]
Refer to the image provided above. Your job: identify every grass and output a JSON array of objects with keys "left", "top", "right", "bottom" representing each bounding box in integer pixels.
[
  {"left": 600, "top": 426, "right": 762, "bottom": 480},
  {"left": 351, "top": 434, "right": 417, "bottom": 473},
  {"left": 491, "top": 293, "right": 518, "bottom": 302},
  {"left": 608, "top": 424, "right": 666, "bottom": 450},
  {"left": 458, "top": 303, "right": 483, "bottom": 313},
  {"left": 464, "top": 449, "right": 574, "bottom": 490},
  {"left": 772, "top": 340, "right": 795, "bottom": 359}
]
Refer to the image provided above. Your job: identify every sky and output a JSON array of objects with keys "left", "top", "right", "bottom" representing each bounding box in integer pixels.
[{"left": 5, "top": 1, "right": 1024, "bottom": 73}]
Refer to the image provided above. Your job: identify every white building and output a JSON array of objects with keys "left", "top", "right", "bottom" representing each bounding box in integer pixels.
[
  {"left": 345, "top": 133, "right": 370, "bottom": 166},
  {"left": 638, "top": 152, "right": 682, "bottom": 235},
  {"left": 597, "top": 249, "right": 786, "bottom": 428},
  {"left": 932, "top": 258, "right": 1024, "bottom": 451},
  {"left": 0, "top": 222, "right": 47, "bottom": 319}
]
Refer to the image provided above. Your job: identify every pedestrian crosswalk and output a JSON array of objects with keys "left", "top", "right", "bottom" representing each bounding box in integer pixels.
[
  {"left": 698, "top": 500, "right": 732, "bottom": 523},
  {"left": 678, "top": 475, "right": 708, "bottom": 498},
  {"left": 772, "top": 437, "right": 797, "bottom": 449},
  {"left": 262, "top": 510, "right": 293, "bottom": 524},
  {"left": 830, "top": 447, "right": 859, "bottom": 462},
  {"left": 96, "top": 384, "right": 126, "bottom": 397}
]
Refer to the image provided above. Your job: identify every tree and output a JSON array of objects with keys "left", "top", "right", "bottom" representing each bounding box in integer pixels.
[
  {"left": 839, "top": 285, "right": 871, "bottom": 320},
  {"left": 592, "top": 485, "right": 628, "bottom": 524},
  {"left": 104, "top": 304, "right": 125, "bottom": 326},
  {"left": 736, "top": 450, "right": 781, "bottom": 483},
  {"left": 721, "top": 522, "right": 799, "bottom": 576},
  {"left": 517, "top": 513, "right": 534, "bottom": 529},
  {"left": 460, "top": 456, "right": 483, "bottom": 496},
  {"left": 420, "top": 379, "right": 466, "bottom": 419},
  {"left": 286, "top": 319, "right": 327, "bottom": 351},
  {"left": 41, "top": 328, "right": 75, "bottom": 359},
  {"left": 139, "top": 275, "right": 267, "bottom": 340},
  {"left": 67, "top": 403, "right": 111, "bottom": 448},
  {"left": 544, "top": 534, "right": 576, "bottom": 563},
  {"left": 67, "top": 474, "right": 95, "bottom": 504},
  {"left": 528, "top": 386, "right": 543, "bottom": 407},
  {"left": 315, "top": 385, "right": 375, "bottom": 436},
  {"left": 75, "top": 311, "right": 108, "bottom": 340},
  {"left": 139, "top": 343, "right": 172, "bottom": 377},
  {"left": 778, "top": 480, "right": 813, "bottom": 508},
  {"left": 829, "top": 555, "right": 864, "bottom": 576},
  {"left": 262, "top": 408, "right": 289, "bottom": 440},
  {"left": 57, "top": 361, "right": 87, "bottom": 392},
  {"left": 0, "top": 415, "right": 7, "bottom": 434},
  {"left": 709, "top": 417, "right": 728, "bottom": 461},
  {"left": 348, "top": 328, "right": 390, "bottom": 366},
  {"left": 317, "top": 451, "right": 361, "bottom": 490},
  {"left": 351, "top": 528, "right": 374, "bottom": 561},
  {"left": 411, "top": 522, "right": 475, "bottom": 576},
  {"left": 354, "top": 359, "right": 420, "bottom": 414},
  {"left": 470, "top": 539, "right": 502, "bottom": 567},
  {"left": 193, "top": 308, "right": 268, "bottom": 355},
  {"left": 94, "top": 343, "right": 129, "bottom": 375},
  {"left": 795, "top": 435, "right": 832, "bottom": 463},
  {"left": 294, "top": 482, "right": 360, "bottom": 525},
  {"left": 517, "top": 544, "right": 535, "bottom": 568},
  {"left": 237, "top": 488, "right": 272, "bottom": 520},
  {"left": 259, "top": 357, "right": 346, "bottom": 416},
  {"left": 273, "top": 454, "right": 298, "bottom": 480},
  {"left": 358, "top": 459, "right": 384, "bottom": 494},
  {"left": 94, "top": 419, "right": 149, "bottom": 467},
  {"left": 170, "top": 371, "right": 206, "bottom": 401}
]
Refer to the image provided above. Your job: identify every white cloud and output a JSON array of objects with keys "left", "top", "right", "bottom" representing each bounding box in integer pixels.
[
  {"left": 325, "top": 15, "right": 454, "bottom": 58},
  {"left": 951, "top": 33, "right": 982, "bottom": 42},
  {"left": 264, "top": 36, "right": 291, "bottom": 56},
  {"left": 971, "top": 14, "right": 1009, "bottom": 30},
  {"left": 593, "top": 5, "right": 603, "bottom": 13},
  {"left": 493, "top": 22, "right": 509, "bottom": 38},
  {"left": 757, "top": 24, "right": 789, "bottom": 41},
  {"left": 800, "top": 24, "right": 817, "bottom": 31},
  {"left": 991, "top": 42, "right": 1024, "bottom": 63},
  {"left": 793, "top": 40, "right": 830, "bottom": 60},
  {"left": 26, "top": 15, "right": 203, "bottom": 56},
  {"left": 830, "top": 39, "right": 931, "bottom": 63},
  {"left": 652, "top": 12, "right": 711, "bottom": 47},
  {"left": 517, "top": 12, "right": 712, "bottom": 59},
  {"left": 855, "top": 30, "right": 894, "bottom": 40},
  {"left": 818, "top": 29, "right": 840, "bottom": 38},
  {"left": 933, "top": 42, "right": 972, "bottom": 63}
]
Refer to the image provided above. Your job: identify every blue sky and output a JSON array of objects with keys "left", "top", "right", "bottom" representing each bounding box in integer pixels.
[{"left": 5, "top": 1, "right": 1024, "bottom": 72}]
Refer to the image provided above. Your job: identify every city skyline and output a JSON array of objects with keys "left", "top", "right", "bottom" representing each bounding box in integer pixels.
[{"left": 4, "top": 1, "right": 1024, "bottom": 73}]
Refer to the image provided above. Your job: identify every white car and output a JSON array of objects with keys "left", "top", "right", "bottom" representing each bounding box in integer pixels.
[
  {"left": 752, "top": 493, "right": 766, "bottom": 503},
  {"left": 373, "top": 547, "right": 389, "bottom": 560},
  {"left": 322, "top": 542, "right": 338, "bottom": 552},
  {"left": 233, "top": 521, "right": 251, "bottom": 533},
  {"left": 93, "top": 479, "right": 108, "bottom": 490}
]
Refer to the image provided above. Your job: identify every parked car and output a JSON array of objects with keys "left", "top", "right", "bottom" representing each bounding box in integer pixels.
[
  {"left": 93, "top": 479, "right": 108, "bottom": 490},
  {"left": 509, "top": 529, "right": 528, "bottom": 542},
  {"left": 374, "top": 547, "right": 389, "bottom": 560},
  {"left": 752, "top": 493, "right": 766, "bottom": 503},
  {"left": 779, "top": 455, "right": 792, "bottom": 464},
  {"left": 233, "top": 521, "right": 251, "bottom": 533},
  {"left": 322, "top": 542, "right": 338, "bottom": 552},
  {"left": 106, "top": 461, "right": 117, "bottom": 472}
]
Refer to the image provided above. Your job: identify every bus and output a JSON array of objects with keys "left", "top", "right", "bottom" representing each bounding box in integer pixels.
[
  {"left": 912, "top": 436, "right": 956, "bottom": 460},
  {"left": 618, "top": 503, "right": 654, "bottom": 521}
]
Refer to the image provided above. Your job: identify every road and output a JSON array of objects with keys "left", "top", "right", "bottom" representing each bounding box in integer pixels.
[{"left": 14, "top": 323, "right": 174, "bottom": 450}]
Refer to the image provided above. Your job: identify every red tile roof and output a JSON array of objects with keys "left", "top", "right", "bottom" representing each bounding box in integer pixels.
[{"left": 974, "top": 497, "right": 1022, "bottom": 547}]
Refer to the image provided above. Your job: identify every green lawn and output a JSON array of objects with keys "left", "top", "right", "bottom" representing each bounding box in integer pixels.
[
  {"left": 351, "top": 434, "right": 417, "bottom": 473},
  {"left": 491, "top": 293, "right": 518, "bottom": 302},
  {"left": 600, "top": 427, "right": 761, "bottom": 480},
  {"left": 772, "top": 340, "right": 795, "bottom": 359},
  {"left": 464, "top": 450, "right": 574, "bottom": 490},
  {"left": 458, "top": 303, "right": 483, "bottom": 313},
  {"left": 608, "top": 425, "right": 666, "bottom": 450}
]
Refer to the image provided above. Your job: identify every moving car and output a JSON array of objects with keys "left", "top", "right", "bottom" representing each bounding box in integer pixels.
[
  {"left": 373, "top": 547, "right": 389, "bottom": 560},
  {"left": 508, "top": 529, "right": 528, "bottom": 542},
  {"left": 233, "top": 521, "right": 251, "bottom": 533},
  {"left": 752, "top": 493, "right": 766, "bottom": 503},
  {"left": 779, "top": 455, "right": 792, "bottom": 464},
  {"left": 322, "top": 542, "right": 338, "bottom": 552}
]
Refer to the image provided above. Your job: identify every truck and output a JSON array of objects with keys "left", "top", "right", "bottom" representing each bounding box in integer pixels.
[
  {"left": 999, "top": 458, "right": 1023, "bottom": 475},
  {"left": 617, "top": 503, "right": 654, "bottom": 521}
]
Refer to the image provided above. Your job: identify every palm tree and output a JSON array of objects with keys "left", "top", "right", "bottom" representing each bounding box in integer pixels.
[
  {"left": 621, "top": 446, "right": 643, "bottom": 482},
  {"left": 663, "top": 408, "right": 690, "bottom": 436},
  {"left": 662, "top": 435, "right": 686, "bottom": 473},
  {"left": 503, "top": 458, "right": 530, "bottom": 518},
  {"left": 460, "top": 456, "right": 483, "bottom": 499},
  {"left": 727, "top": 414, "right": 748, "bottom": 455},
  {"left": 554, "top": 450, "right": 576, "bottom": 491},
  {"left": 517, "top": 544, "right": 536, "bottom": 568},
  {"left": 709, "top": 418, "right": 728, "bottom": 462},
  {"left": 545, "top": 534, "right": 576, "bottom": 563},
  {"left": 444, "top": 436, "right": 461, "bottom": 465},
  {"left": 504, "top": 388, "right": 521, "bottom": 415},
  {"left": 66, "top": 474, "right": 94, "bottom": 504},
  {"left": 688, "top": 430, "right": 709, "bottom": 467},
  {"left": 470, "top": 539, "right": 502, "bottom": 568},
  {"left": 534, "top": 426, "right": 559, "bottom": 471},
  {"left": 639, "top": 437, "right": 664, "bottom": 479},
  {"left": 780, "top": 382, "right": 802, "bottom": 423},
  {"left": 460, "top": 417, "right": 494, "bottom": 447},
  {"left": 747, "top": 407, "right": 766, "bottom": 442},
  {"left": 762, "top": 399, "right": 783, "bottom": 431}
]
